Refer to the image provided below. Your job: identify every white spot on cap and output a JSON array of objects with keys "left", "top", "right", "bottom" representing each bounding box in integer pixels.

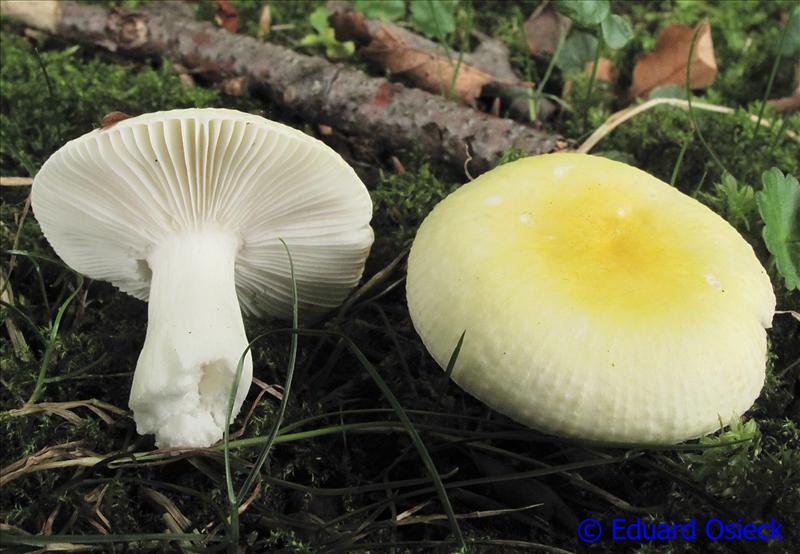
[
  {"left": 485, "top": 196, "right": 503, "bottom": 206},
  {"left": 617, "top": 207, "right": 627, "bottom": 217},
  {"left": 553, "top": 165, "right": 574, "bottom": 178},
  {"left": 705, "top": 273, "right": 721, "bottom": 289},
  {"left": 520, "top": 212, "right": 532, "bottom": 224}
]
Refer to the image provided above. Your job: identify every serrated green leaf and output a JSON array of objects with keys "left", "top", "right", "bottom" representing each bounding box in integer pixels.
[
  {"left": 756, "top": 168, "right": 800, "bottom": 291},
  {"left": 354, "top": 0, "right": 406, "bottom": 22},
  {"left": 553, "top": 0, "right": 609, "bottom": 27},
  {"left": 600, "top": 13, "right": 633, "bottom": 49},
  {"left": 409, "top": 0, "right": 457, "bottom": 39}
]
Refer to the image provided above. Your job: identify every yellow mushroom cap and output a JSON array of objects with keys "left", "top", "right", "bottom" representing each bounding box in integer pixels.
[{"left": 406, "top": 153, "right": 775, "bottom": 444}]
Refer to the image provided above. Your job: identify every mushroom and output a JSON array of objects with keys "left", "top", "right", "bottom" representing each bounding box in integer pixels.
[
  {"left": 407, "top": 153, "right": 775, "bottom": 444},
  {"left": 32, "top": 108, "right": 373, "bottom": 448}
]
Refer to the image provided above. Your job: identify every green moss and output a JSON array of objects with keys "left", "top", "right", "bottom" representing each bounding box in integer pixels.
[
  {"left": 0, "top": 31, "right": 221, "bottom": 175},
  {"left": 577, "top": 104, "right": 799, "bottom": 193},
  {"left": 262, "top": 528, "right": 312, "bottom": 553},
  {"left": 494, "top": 147, "right": 529, "bottom": 166},
  {"left": 674, "top": 419, "right": 800, "bottom": 548},
  {"left": 370, "top": 159, "right": 457, "bottom": 259}
]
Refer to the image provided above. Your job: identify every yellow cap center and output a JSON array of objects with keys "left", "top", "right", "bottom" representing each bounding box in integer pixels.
[
  {"left": 527, "top": 180, "right": 710, "bottom": 321},
  {"left": 440, "top": 157, "right": 741, "bottom": 330}
]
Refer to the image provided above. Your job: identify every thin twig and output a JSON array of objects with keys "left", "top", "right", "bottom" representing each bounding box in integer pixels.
[
  {"left": 577, "top": 98, "right": 798, "bottom": 154},
  {"left": 0, "top": 176, "right": 33, "bottom": 186}
]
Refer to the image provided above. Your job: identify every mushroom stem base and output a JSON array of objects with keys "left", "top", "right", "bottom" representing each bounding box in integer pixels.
[{"left": 130, "top": 229, "right": 252, "bottom": 448}]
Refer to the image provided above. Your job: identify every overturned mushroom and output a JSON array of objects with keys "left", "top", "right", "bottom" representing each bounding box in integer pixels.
[
  {"left": 32, "top": 108, "right": 373, "bottom": 447},
  {"left": 407, "top": 153, "right": 774, "bottom": 445}
]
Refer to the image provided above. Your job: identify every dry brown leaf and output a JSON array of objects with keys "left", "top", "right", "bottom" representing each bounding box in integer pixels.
[
  {"left": 7, "top": 399, "right": 126, "bottom": 425},
  {"left": 524, "top": 2, "right": 571, "bottom": 57},
  {"left": 768, "top": 93, "right": 800, "bottom": 113},
  {"left": 490, "top": 96, "right": 501, "bottom": 117},
  {"left": 390, "top": 155, "right": 405, "bottom": 174},
  {"left": 143, "top": 488, "right": 192, "bottom": 531},
  {"left": 214, "top": 0, "right": 238, "bottom": 33},
  {"left": 258, "top": 3, "right": 271, "bottom": 38},
  {"left": 768, "top": 82, "right": 800, "bottom": 113},
  {"left": 630, "top": 18, "right": 717, "bottom": 98},
  {"left": 220, "top": 75, "right": 250, "bottom": 96},
  {"left": 172, "top": 63, "right": 195, "bottom": 88},
  {"left": 99, "top": 111, "right": 131, "bottom": 131},
  {"left": 41, "top": 505, "right": 60, "bottom": 535},
  {"left": 586, "top": 57, "right": 617, "bottom": 83}
]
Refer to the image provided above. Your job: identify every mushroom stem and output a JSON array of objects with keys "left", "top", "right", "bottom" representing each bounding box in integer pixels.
[{"left": 129, "top": 228, "right": 252, "bottom": 448}]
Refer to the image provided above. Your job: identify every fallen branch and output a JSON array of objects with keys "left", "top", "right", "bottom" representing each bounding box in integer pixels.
[
  {"left": 328, "top": 1, "right": 536, "bottom": 118},
  {"left": 4, "top": 0, "right": 561, "bottom": 174}
]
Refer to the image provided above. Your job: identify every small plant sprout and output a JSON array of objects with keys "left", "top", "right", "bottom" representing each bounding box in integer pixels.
[
  {"left": 407, "top": 153, "right": 775, "bottom": 445},
  {"left": 32, "top": 108, "right": 373, "bottom": 448}
]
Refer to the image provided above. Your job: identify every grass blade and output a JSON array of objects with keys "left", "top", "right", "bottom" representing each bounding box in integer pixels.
[
  {"left": 685, "top": 26, "right": 727, "bottom": 177},
  {"left": 300, "top": 328, "right": 467, "bottom": 549},
  {"left": 439, "top": 330, "right": 465, "bottom": 397},
  {"left": 1, "top": 533, "right": 222, "bottom": 546},
  {"left": 222, "top": 238, "right": 300, "bottom": 549},
  {"left": 27, "top": 273, "right": 84, "bottom": 404},
  {"left": 236, "top": 238, "right": 300, "bottom": 504}
]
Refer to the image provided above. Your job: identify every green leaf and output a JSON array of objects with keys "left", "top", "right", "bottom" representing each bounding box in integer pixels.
[
  {"left": 780, "top": 5, "right": 800, "bottom": 55},
  {"left": 301, "top": 7, "right": 354, "bottom": 60},
  {"left": 600, "top": 13, "right": 633, "bottom": 49},
  {"left": 299, "top": 34, "right": 323, "bottom": 47},
  {"left": 354, "top": 0, "right": 406, "bottom": 22},
  {"left": 556, "top": 31, "right": 598, "bottom": 74},
  {"left": 325, "top": 32, "right": 356, "bottom": 59},
  {"left": 756, "top": 168, "right": 800, "bottom": 291},
  {"left": 409, "top": 0, "right": 457, "bottom": 39},
  {"left": 553, "top": 0, "right": 609, "bottom": 27},
  {"left": 309, "top": 6, "right": 331, "bottom": 34}
]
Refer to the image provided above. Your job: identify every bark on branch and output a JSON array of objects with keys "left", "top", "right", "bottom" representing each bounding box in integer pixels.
[
  {"left": 328, "top": 0, "right": 538, "bottom": 118},
  {"left": 4, "top": 0, "right": 562, "bottom": 174}
]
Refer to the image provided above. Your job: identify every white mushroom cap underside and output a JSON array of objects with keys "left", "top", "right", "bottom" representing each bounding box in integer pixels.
[
  {"left": 407, "top": 153, "right": 775, "bottom": 445},
  {"left": 32, "top": 108, "right": 374, "bottom": 319}
]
